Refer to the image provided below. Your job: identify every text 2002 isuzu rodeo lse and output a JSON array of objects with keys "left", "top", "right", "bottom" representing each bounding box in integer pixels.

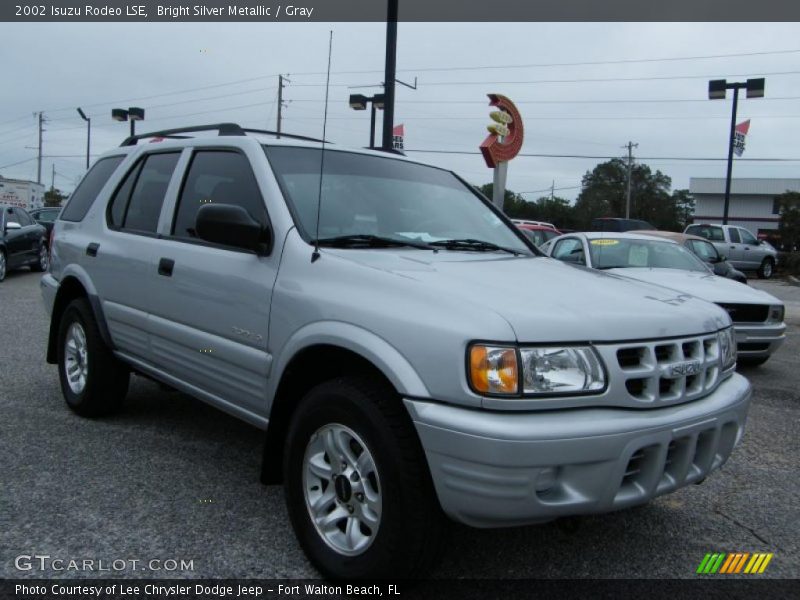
[{"left": 40, "top": 124, "right": 750, "bottom": 579}]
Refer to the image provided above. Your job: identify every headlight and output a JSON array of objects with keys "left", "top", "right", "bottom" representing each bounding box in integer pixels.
[
  {"left": 767, "top": 305, "right": 784, "bottom": 323},
  {"left": 718, "top": 327, "right": 737, "bottom": 370},
  {"left": 469, "top": 345, "right": 518, "bottom": 394},
  {"left": 520, "top": 346, "right": 605, "bottom": 395}
]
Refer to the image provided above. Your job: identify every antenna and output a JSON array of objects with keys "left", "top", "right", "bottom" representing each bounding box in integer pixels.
[{"left": 311, "top": 30, "right": 333, "bottom": 263}]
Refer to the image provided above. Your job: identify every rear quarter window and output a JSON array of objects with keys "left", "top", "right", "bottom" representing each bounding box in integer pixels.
[{"left": 60, "top": 156, "right": 125, "bottom": 222}]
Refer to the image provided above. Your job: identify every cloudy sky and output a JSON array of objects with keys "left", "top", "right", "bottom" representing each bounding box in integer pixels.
[{"left": 1, "top": 21, "right": 799, "bottom": 199}]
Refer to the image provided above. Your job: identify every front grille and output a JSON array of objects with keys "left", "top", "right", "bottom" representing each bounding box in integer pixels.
[
  {"left": 716, "top": 303, "right": 769, "bottom": 323},
  {"left": 613, "top": 333, "right": 721, "bottom": 405}
]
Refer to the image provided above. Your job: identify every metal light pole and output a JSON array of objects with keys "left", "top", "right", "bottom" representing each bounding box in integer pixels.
[
  {"left": 77, "top": 108, "right": 91, "bottom": 169},
  {"left": 708, "top": 78, "right": 764, "bottom": 224},
  {"left": 382, "top": 0, "right": 398, "bottom": 151},
  {"left": 349, "top": 94, "right": 385, "bottom": 148}
]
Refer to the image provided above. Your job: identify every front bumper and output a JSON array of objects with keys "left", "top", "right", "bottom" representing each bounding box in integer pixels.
[
  {"left": 733, "top": 322, "right": 786, "bottom": 359},
  {"left": 406, "top": 373, "right": 751, "bottom": 528}
]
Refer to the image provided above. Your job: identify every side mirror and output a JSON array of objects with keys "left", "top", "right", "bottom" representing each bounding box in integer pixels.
[
  {"left": 5, "top": 222, "right": 22, "bottom": 231},
  {"left": 195, "top": 204, "right": 270, "bottom": 254}
]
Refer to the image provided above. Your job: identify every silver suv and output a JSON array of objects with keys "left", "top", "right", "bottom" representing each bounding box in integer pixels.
[{"left": 42, "top": 124, "right": 751, "bottom": 579}]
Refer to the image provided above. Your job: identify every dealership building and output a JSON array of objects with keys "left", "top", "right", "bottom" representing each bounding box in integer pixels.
[{"left": 689, "top": 177, "right": 799, "bottom": 240}]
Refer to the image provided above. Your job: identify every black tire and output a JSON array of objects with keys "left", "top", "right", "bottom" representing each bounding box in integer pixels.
[
  {"left": 57, "top": 298, "right": 129, "bottom": 417},
  {"left": 757, "top": 258, "right": 775, "bottom": 279},
  {"left": 738, "top": 356, "right": 770, "bottom": 368},
  {"left": 283, "top": 375, "right": 448, "bottom": 580},
  {"left": 30, "top": 243, "right": 48, "bottom": 273},
  {"left": 0, "top": 249, "right": 6, "bottom": 282}
]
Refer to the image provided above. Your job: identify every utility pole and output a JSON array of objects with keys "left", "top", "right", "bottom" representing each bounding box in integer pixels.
[
  {"left": 276, "top": 75, "right": 290, "bottom": 138},
  {"left": 36, "top": 112, "right": 45, "bottom": 184},
  {"left": 550, "top": 180, "right": 555, "bottom": 201},
  {"left": 382, "top": 0, "right": 398, "bottom": 151},
  {"left": 51, "top": 164, "right": 55, "bottom": 191},
  {"left": 623, "top": 141, "right": 638, "bottom": 219}
]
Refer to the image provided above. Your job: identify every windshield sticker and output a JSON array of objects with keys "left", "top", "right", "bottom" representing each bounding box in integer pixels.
[{"left": 590, "top": 239, "right": 619, "bottom": 246}]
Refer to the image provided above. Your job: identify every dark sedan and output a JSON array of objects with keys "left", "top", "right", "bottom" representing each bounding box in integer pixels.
[
  {"left": 632, "top": 230, "right": 747, "bottom": 284},
  {"left": 28, "top": 206, "right": 61, "bottom": 243},
  {"left": 0, "top": 205, "right": 48, "bottom": 282}
]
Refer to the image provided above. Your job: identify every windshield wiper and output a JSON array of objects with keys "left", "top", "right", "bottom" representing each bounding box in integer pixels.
[
  {"left": 429, "top": 238, "right": 523, "bottom": 256},
  {"left": 314, "top": 234, "right": 438, "bottom": 251}
]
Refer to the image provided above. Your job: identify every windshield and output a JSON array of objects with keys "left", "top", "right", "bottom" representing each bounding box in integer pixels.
[
  {"left": 588, "top": 237, "right": 710, "bottom": 272},
  {"left": 263, "top": 146, "right": 531, "bottom": 253}
]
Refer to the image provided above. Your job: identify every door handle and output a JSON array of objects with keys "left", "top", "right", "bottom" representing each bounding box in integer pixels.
[
  {"left": 730, "top": 245, "right": 736, "bottom": 249},
  {"left": 86, "top": 243, "right": 99, "bottom": 257},
  {"left": 158, "top": 258, "right": 175, "bottom": 277}
]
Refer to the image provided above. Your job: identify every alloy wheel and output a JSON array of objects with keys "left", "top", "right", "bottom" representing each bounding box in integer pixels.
[{"left": 302, "top": 423, "right": 382, "bottom": 556}]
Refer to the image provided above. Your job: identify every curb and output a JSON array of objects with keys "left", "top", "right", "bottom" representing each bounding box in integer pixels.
[{"left": 788, "top": 275, "right": 800, "bottom": 287}]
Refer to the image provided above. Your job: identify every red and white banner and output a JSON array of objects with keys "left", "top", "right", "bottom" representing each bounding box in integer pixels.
[{"left": 733, "top": 119, "right": 750, "bottom": 157}]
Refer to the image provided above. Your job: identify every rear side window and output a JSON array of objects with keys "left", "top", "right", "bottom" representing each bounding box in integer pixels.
[
  {"left": 172, "top": 150, "right": 266, "bottom": 239},
  {"left": 108, "top": 152, "right": 180, "bottom": 234},
  {"left": 15, "top": 208, "right": 33, "bottom": 226},
  {"left": 60, "top": 156, "right": 124, "bottom": 222},
  {"left": 728, "top": 228, "right": 741, "bottom": 243}
]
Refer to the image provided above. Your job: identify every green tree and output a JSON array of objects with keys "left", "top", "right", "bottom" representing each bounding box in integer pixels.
[
  {"left": 671, "top": 189, "right": 695, "bottom": 231},
  {"left": 573, "top": 159, "right": 679, "bottom": 230},
  {"left": 476, "top": 184, "right": 532, "bottom": 218},
  {"left": 776, "top": 191, "right": 800, "bottom": 250},
  {"left": 44, "top": 188, "right": 66, "bottom": 207}
]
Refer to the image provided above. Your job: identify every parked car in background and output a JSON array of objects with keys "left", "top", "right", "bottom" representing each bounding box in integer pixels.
[
  {"left": 542, "top": 231, "right": 785, "bottom": 366},
  {"left": 684, "top": 223, "right": 777, "bottom": 279},
  {"left": 632, "top": 230, "right": 747, "bottom": 284},
  {"left": 41, "top": 123, "right": 750, "bottom": 579},
  {"left": 29, "top": 207, "right": 62, "bottom": 245},
  {"left": 591, "top": 217, "right": 655, "bottom": 232},
  {"left": 0, "top": 205, "right": 48, "bottom": 282},
  {"left": 514, "top": 222, "right": 561, "bottom": 247}
]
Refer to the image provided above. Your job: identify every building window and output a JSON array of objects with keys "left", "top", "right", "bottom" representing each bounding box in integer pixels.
[{"left": 773, "top": 198, "right": 781, "bottom": 215}]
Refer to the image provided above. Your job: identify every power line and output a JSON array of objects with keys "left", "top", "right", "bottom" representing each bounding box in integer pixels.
[
  {"left": 286, "top": 47, "right": 800, "bottom": 76},
  {"left": 404, "top": 149, "right": 800, "bottom": 161},
  {"left": 4, "top": 46, "right": 797, "bottom": 125}
]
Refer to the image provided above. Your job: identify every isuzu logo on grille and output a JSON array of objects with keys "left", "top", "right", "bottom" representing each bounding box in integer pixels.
[{"left": 669, "top": 360, "right": 702, "bottom": 377}]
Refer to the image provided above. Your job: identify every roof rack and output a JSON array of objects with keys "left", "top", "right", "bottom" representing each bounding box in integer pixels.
[{"left": 119, "top": 123, "right": 328, "bottom": 146}]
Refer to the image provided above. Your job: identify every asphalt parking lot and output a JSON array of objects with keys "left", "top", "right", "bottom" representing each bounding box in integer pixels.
[{"left": 0, "top": 270, "right": 798, "bottom": 580}]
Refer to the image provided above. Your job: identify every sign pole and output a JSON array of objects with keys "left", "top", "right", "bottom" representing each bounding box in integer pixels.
[{"left": 492, "top": 161, "right": 508, "bottom": 210}]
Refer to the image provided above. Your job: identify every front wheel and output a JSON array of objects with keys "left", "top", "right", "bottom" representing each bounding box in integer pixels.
[
  {"left": 283, "top": 376, "right": 447, "bottom": 579},
  {"left": 757, "top": 258, "right": 775, "bottom": 279},
  {"left": 57, "top": 298, "right": 130, "bottom": 417}
]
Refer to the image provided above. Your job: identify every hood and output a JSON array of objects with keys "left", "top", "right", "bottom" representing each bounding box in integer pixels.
[
  {"left": 606, "top": 268, "right": 781, "bottom": 306},
  {"left": 326, "top": 250, "right": 731, "bottom": 342}
]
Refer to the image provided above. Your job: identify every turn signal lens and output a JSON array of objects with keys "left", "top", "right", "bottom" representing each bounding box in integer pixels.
[{"left": 469, "top": 345, "right": 518, "bottom": 394}]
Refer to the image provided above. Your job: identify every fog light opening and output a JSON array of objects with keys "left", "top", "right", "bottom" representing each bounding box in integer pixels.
[{"left": 535, "top": 467, "right": 559, "bottom": 493}]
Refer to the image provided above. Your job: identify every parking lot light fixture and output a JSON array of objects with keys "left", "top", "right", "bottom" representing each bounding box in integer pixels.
[
  {"left": 708, "top": 77, "right": 765, "bottom": 225},
  {"left": 112, "top": 107, "right": 145, "bottom": 136},
  {"left": 349, "top": 94, "right": 385, "bottom": 149}
]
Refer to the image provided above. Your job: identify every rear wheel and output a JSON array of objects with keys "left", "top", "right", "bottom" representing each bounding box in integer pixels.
[
  {"left": 757, "top": 258, "right": 774, "bottom": 279},
  {"left": 31, "top": 244, "right": 48, "bottom": 272},
  {"left": 283, "top": 376, "right": 447, "bottom": 579},
  {"left": 57, "top": 298, "right": 129, "bottom": 417}
]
